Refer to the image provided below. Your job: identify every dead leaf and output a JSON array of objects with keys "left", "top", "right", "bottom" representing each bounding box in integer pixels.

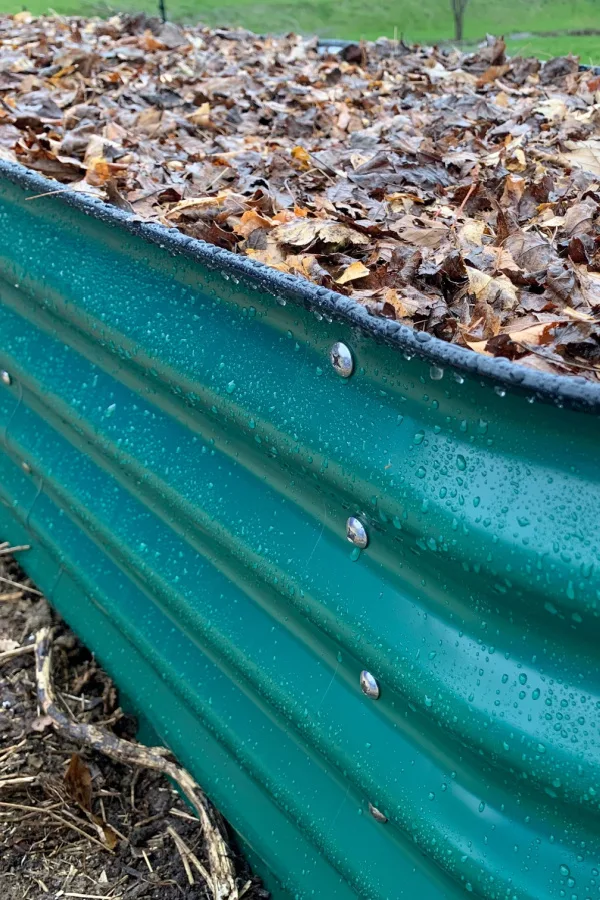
[
  {"left": 534, "top": 97, "right": 568, "bottom": 121},
  {"left": 562, "top": 201, "right": 597, "bottom": 238},
  {"left": 562, "top": 140, "right": 600, "bottom": 177},
  {"left": 508, "top": 322, "right": 555, "bottom": 344},
  {"left": 186, "top": 102, "right": 212, "bottom": 127},
  {"left": 336, "top": 260, "right": 370, "bottom": 284},
  {"left": 291, "top": 146, "right": 311, "bottom": 169},
  {"left": 272, "top": 218, "right": 369, "bottom": 248},
  {"left": 91, "top": 813, "right": 118, "bottom": 850},
  {"left": 504, "top": 231, "right": 558, "bottom": 273},
  {"left": 467, "top": 268, "right": 519, "bottom": 310},
  {"left": 465, "top": 300, "right": 501, "bottom": 340},
  {"left": 395, "top": 221, "right": 448, "bottom": 249},
  {"left": 477, "top": 64, "right": 511, "bottom": 87},
  {"left": 64, "top": 753, "right": 92, "bottom": 812},
  {"left": 233, "top": 209, "right": 273, "bottom": 237},
  {"left": 457, "top": 219, "right": 485, "bottom": 252}
]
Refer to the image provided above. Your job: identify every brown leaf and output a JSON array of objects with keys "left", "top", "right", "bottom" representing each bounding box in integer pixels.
[
  {"left": 467, "top": 268, "right": 519, "bottom": 310},
  {"left": 562, "top": 141, "right": 600, "bottom": 177},
  {"left": 476, "top": 64, "right": 511, "bottom": 87},
  {"left": 291, "top": 146, "right": 311, "bottom": 170},
  {"left": 336, "top": 260, "right": 370, "bottom": 284},
  {"left": 508, "top": 322, "right": 556, "bottom": 345},
  {"left": 504, "top": 231, "right": 558, "bottom": 273},
  {"left": 91, "top": 813, "right": 118, "bottom": 850},
  {"left": 186, "top": 102, "right": 212, "bottom": 127},
  {"left": 456, "top": 219, "right": 485, "bottom": 252},
  {"left": 272, "top": 218, "right": 369, "bottom": 248},
  {"left": 233, "top": 209, "right": 273, "bottom": 238},
  {"left": 395, "top": 221, "right": 449, "bottom": 249},
  {"left": 64, "top": 753, "right": 92, "bottom": 812},
  {"left": 562, "top": 201, "right": 597, "bottom": 238},
  {"left": 465, "top": 301, "right": 501, "bottom": 341}
]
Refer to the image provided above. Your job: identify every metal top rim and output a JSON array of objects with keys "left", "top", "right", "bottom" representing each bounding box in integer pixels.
[{"left": 1, "top": 158, "right": 599, "bottom": 414}]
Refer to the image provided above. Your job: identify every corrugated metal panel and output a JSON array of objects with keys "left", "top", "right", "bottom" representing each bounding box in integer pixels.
[{"left": 1, "top": 159, "right": 599, "bottom": 900}]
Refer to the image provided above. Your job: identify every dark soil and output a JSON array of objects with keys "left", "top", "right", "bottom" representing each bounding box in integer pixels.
[{"left": 0, "top": 544, "right": 267, "bottom": 900}]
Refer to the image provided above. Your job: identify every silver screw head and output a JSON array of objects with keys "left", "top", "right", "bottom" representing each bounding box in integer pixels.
[
  {"left": 346, "top": 516, "right": 368, "bottom": 549},
  {"left": 330, "top": 342, "right": 354, "bottom": 378},
  {"left": 1, "top": 371, "right": 11, "bottom": 386},
  {"left": 369, "top": 803, "right": 388, "bottom": 823},
  {"left": 360, "top": 670, "right": 380, "bottom": 699}
]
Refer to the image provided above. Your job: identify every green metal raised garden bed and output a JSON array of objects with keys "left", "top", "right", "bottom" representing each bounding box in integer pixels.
[{"left": 0, "top": 159, "right": 599, "bottom": 900}]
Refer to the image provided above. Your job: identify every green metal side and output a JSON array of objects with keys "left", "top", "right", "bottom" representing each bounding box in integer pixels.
[{"left": 0, "top": 161, "right": 600, "bottom": 900}]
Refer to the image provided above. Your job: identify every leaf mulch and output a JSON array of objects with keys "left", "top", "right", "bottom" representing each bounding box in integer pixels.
[
  {"left": 0, "top": 543, "right": 267, "bottom": 900},
  {"left": 2, "top": 14, "right": 600, "bottom": 378}
]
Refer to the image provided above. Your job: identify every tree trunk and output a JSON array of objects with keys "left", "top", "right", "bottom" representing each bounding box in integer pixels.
[{"left": 453, "top": 9, "right": 464, "bottom": 42}]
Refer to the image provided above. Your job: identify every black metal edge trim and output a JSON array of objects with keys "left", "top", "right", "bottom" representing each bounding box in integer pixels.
[{"left": 2, "top": 158, "right": 600, "bottom": 413}]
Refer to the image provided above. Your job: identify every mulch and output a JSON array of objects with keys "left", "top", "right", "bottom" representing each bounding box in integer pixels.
[
  {"left": 0, "top": 544, "right": 268, "bottom": 900},
  {"left": 2, "top": 15, "right": 600, "bottom": 376}
]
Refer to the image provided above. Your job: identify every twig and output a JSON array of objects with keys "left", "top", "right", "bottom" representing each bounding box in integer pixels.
[
  {"left": 0, "top": 543, "right": 30, "bottom": 555},
  {"left": 456, "top": 181, "right": 477, "bottom": 218},
  {"left": 25, "top": 187, "right": 100, "bottom": 202},
  {"left": 0, "top": 643, "right": 34, "bottom": 664},
  {"left": 168, "top": 825, "right": 195, "bottom": 886},
  {"left": 0, "top": 574, "right": 42, "bottom": 595},
  {"left": 0, "top": 801, "right": 111, "bottom": 852},
  {"left": 168, "top": 825, "right": 215, "bottom": 892},
  {"left": 0, "top": 739, "right": 27, "bottom": 764},
  {"left": 35, "top": 626, "right": 238, "bottom": 900},
  {"left": 0, "top": 775, "right": 37, "bottom": 789}
]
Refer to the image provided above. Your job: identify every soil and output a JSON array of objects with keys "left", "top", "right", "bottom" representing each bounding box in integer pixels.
[{"left": 0, "top": 545, "right": 268, "bottom": 900}]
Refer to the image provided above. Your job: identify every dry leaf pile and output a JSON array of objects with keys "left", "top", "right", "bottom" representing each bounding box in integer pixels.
[{"left": 3, "top": 15, "right": 600, "bottom": 378}]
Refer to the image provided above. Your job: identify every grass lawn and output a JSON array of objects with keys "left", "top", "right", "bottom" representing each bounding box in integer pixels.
[{"left": 3, "top": 0, "right": 600, "bottom": 61}]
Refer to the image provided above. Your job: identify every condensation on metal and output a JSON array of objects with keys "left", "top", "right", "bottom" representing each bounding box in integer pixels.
[{"left": 0, "top": 161, "right": 599, "bottom": 900}]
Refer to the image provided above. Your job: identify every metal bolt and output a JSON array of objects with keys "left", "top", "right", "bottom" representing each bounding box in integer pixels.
[
  {"left": 360, "top": 670, "right": 380, "bottom": 699},
  {"left": 21, "top": 461, "right": 31, "bottom": 474},
  {"left": 369, "top": 803, "right": 388, "bottom": 823},
  {"left": 0, "top": 371, "right": 11, "bottom": 386},
  {"left": 330, "top": 342, "right": 354, "bottom": 378},
  {"left": 346, "top": 516, "right": 368, "bottom": 549}
]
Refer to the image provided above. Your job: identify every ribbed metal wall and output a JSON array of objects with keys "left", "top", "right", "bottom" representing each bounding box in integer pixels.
[{"left": 1, "top": 160, "right": 599, "bottom": 899}]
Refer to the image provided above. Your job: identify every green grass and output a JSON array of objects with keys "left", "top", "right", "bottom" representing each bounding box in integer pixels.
[{"left": 5, "top": 0, "right": 600, "bottom": 61}]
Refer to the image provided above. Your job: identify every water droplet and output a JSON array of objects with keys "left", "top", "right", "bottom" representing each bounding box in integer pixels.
[
  {"left": 225, "top": 381, "right": 236, "bottom": 394},
  {"left": 456, "top": 455, "right": 466, "bottom": 471},
  {"left": 413, "top": 431, "right": 425, "bottom": 445},
  {"left": 430, "top": 365, "right": 444, "bottom": 380}
]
